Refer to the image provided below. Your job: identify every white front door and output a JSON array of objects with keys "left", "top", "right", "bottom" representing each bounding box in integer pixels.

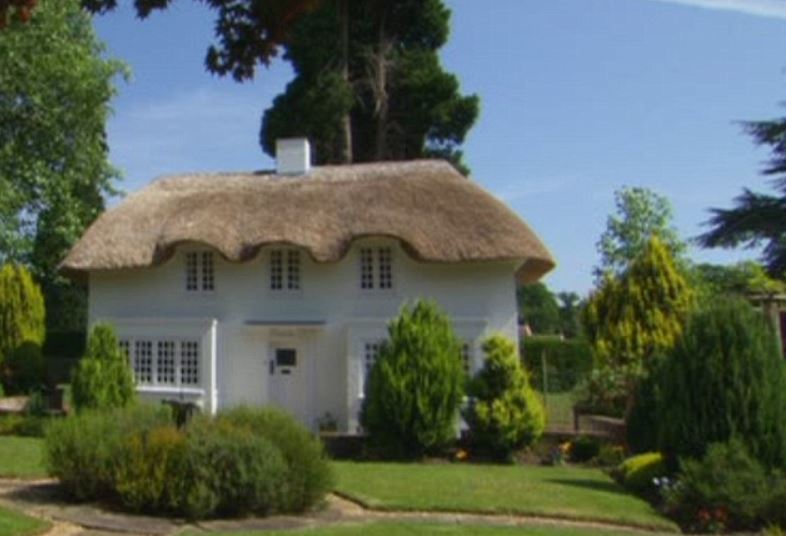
[{"left": 268, "top": 343, "right": 308, "bottom": 424}]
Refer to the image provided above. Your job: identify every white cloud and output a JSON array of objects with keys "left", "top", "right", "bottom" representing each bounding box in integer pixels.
[{"left": 644, "top": 0, "right": 786, "bottom": 20}]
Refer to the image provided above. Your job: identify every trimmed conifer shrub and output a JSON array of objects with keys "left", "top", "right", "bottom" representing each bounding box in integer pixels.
[
  {"left": 71, "top": 323, "right": 136, "bottom": 412},
  {"left": 583, "top": 235, "right": 694, "bottom": 367},
  {"left": 0, "top": 264, "right": 45, "bottom": 391},
  {"left": 657, "top": 298, "right": 786, "bottom": 469},
  {"left": 362, "top": 300, "right": 464, "bottom": 458},
  {"left": 463, "top": 334, "right": 545, "bottom": 460}
]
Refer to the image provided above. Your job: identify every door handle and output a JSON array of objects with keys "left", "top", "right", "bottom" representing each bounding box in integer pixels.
[{"left": 269, "top": 360, "right": 275, "bottom": 375}]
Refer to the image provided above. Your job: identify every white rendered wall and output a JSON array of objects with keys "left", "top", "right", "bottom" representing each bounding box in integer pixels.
[{"left": 88, "top": 239, "right": 521, "bottom": 432}]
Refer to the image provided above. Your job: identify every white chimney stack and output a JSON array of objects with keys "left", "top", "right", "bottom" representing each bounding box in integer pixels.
[{"left": 276, "top": 138, "right": 311, "bottom": 175}]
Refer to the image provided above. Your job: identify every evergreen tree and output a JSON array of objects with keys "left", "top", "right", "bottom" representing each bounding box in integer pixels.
[
  {"left": 261, "top": 0, "right": 479, "bottom": 171},
  {"left": 0, "top": 263, "right": 45, "bottom": 371},
  {"left": 656, "top": 298, "right": 786, "bottom": 469},
  {"left": 71, "top": 323, "right": 135, "bottom": 412},
  {"left": 583, "top": 235, "right": 694, "bottom": 367},
  {"left": 361, "top": 300, "right": 464, "bottom": 458},
  {"left": 463, "top": 335, "right": 545, "bottom": 461},
  {"left": 699, "top": 116, "right": 786, "bottom": 276}
]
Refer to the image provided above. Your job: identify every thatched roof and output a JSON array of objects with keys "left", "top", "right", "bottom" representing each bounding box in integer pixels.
[{"left": 61, "top": 160, "right": 555, "bottom": 283}]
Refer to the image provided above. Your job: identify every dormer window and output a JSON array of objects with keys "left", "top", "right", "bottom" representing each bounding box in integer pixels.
[
  {"left": 360, "top": 247, "right": 393, "bottom": 290},
  {"left": 270, "top": 249, "right": 301, "bottom": 291},
  {"left": 185, "top": 251, "right": 215, "bottom": 292}
]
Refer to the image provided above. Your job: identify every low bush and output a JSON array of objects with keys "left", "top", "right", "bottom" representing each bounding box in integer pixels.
[
  {"left": 216, "top": 406, "right": 334, "bottom": 512},
  {"left": 664, "top": 440, "right": 774, "bottom": 532},
  {"left": 45, "top": 405, "right": 173, "bottom": 500},
  {"left": 0, "top": 414, "right": 47, "bottom": 437},
  {"left": 613, "top": 452, "right": 666, "bottom": 495},
  {"left": 177, "top": 419, "right": 288, "bottom": 518},
  {"left": 463, "top": 335, "right": 545, "bottom": 461},
  {"left": 45, "top": 404, "right": 332, "bottom": 519},
  {"left": 594, "top": 443, "right": 626, "bottom": 467},
  {"left": 521, "top": 337, "right": 592, "bottom": 392},
  {"left": 568, "top": 436, "right": 600, "bottom": 463},
  {"left": 114, "top": 425, "right": 187, "bottom": 513}
]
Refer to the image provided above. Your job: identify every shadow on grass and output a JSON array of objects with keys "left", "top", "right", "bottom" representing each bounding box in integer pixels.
[{"left": 543, "top": 478, "right": 631, "bottom": 497}]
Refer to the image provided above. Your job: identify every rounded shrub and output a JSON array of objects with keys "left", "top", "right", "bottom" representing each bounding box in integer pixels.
[
  {"left": 664, "top": 440, "right": 772, "bottom": 532},
  {"left": 114, "top": 425, "right": 187, "bottom": 513},
  {"left": 178, "top": 418, "right": 288, "bottom": 518},
  {"left": 463, "top": 334, "right": 544, "bottom": 460},
  {"left": 656, "top": 298, "right": 786, "bottom": 469},
  {"left": 45, "top": 404, "right": 173, "bottom": 500},
  {"left": 216, "top": 406, "right": 334, "bottom": 512},
  {"left": 71, "top": 323, "right": 136, "bottom": 412},
  {"left": 613, "top": 452, "right": 666, "bottom": 495},
  {"left": 362, "top": 300, "right": 465, "bottom": 459}
]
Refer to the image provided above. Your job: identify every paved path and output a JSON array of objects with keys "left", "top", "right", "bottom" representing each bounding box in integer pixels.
[{"left": 0, "top": 478, "right": 673, "bottom": 535}]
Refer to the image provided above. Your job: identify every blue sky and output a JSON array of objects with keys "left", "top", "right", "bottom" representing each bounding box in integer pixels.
[{"left": 92, "top": 0, "right": 786, "bottom": 295}]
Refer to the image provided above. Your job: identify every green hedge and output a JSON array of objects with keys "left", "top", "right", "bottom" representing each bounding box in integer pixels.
[
  {"left": 521, "top": 336, "right": 592, "bottom": 392},
  {"left": 44, "top": 404, "right": 334, "bottom": 519}
]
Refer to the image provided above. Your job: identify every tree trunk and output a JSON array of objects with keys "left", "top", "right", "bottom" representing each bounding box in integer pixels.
[
  {"left": 373, "top": 8, "right": 389, "bottom": 161},
  {"left": 339, "top": 0, "right": 353, "bottom": 163}
]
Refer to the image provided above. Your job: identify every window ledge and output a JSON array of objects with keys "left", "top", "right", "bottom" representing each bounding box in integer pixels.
[{"left": 136, "top": 385, "right": 205, "bottom": 397}]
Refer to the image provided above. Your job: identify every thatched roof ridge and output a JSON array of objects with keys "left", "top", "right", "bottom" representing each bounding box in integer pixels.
[{"left": 61, "top": 160, "right": 555, "bottom": 283}]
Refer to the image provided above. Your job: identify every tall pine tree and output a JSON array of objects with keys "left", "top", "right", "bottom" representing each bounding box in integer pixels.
[{"left": 261, "top": 0, "right": 479, "bottom": 172}]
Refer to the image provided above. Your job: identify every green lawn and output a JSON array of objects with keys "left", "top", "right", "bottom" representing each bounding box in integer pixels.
[
  {"left": 0, "top": 506, "right": 48, "bottom": 536},
  {"left": 540, "top": 391, "right": 576, "bottom": 429},
  {"left": 0, "top": 437, "right": 46, "bottom": 479},
  {"left": 333, "top": 462, "right": 676, "bottom": 532},
  {"left": 195, "top": 522, "right": 666, "bottom": 536}
]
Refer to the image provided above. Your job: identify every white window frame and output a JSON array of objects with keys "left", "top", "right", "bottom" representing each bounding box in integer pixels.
[
  {"left": 185, "top": 250, "right": 216, "bottom": 292},
  {"left": 358, "top": 246, "right": 394, "bottom": 291},
  {"left": 358, "top": 339, "right": 385, "bottom": 397},
  {"left": 269, "top": 248, "right": 302, "bottom": 292},
  {"left": 121, "top": 337, "right": 202, "bottom": 388}
]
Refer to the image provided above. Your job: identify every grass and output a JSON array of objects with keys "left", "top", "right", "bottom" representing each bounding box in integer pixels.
[
  {"left": 0, "top": 436, "right": 46, "bottom": 479},
  {"left": 333, "top": 462, "right": 677, "bottom": 532},
  {"left": 191, "top": 521, "right": 668, "bottom": 536},
  {"left": 0, "top": 506, "right": 48, "bottom": 536},
  {"left": 541, "top": 391, "right": 576, "bottom": 429}
]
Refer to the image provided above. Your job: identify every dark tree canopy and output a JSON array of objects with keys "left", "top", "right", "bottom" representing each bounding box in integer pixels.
[
  {"left": 517, "top": 282, "right": 561, "bottom": 335},
  {"left": 75, "top": 0, "right": 479, "bottom": 172},
  {"left": 700, "top": 118, "right": 786, "bottom": 277},
  {"left": 261, "top": 0, "right": 479, "bottom": 171}
]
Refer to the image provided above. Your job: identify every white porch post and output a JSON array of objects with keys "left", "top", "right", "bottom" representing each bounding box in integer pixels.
[{"left": 208, "top": 319, "right": 218, "bottom": 414}]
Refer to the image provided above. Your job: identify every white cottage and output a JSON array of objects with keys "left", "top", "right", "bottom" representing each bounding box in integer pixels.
[{"left": 61, "top": 140, "right": 555, "bottom": 433}]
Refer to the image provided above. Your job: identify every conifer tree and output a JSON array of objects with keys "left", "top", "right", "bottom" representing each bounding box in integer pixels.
[
  {"left": 463, "top": 335, "right": 545, "bottom": 460},
  {"left": 583, "top": 235, "right": 694, "bottom": 367},
  {"left": 657, "top": 298, "right": 786, "bottom": 469},
  {"left": 0, "top": 263, "right": 45, "bottom": 369},
  {"left": 71, "top": 323, "right": 135, "bottom": 412},
  {"left": 362, "top": 300, "right": 464, "bottom": 458}
]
